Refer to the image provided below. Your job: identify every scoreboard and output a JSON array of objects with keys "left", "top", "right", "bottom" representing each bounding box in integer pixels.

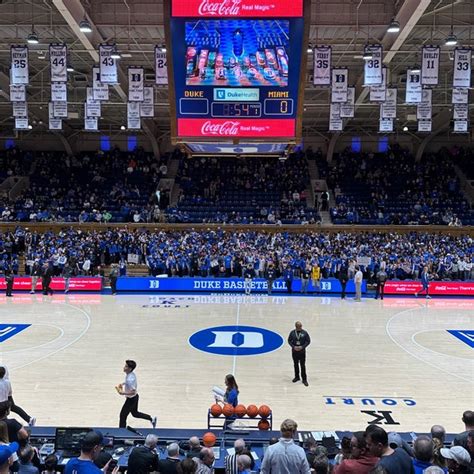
[{"left": 165, "top": 0, "right": 308, "bottom": 143}]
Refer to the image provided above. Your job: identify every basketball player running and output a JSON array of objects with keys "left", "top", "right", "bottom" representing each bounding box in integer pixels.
[
  {"left": 288, "top": 322, "right": 311, "bottom": 386},
  {"left": 117, "top": 360, "right": 156, "bottom": 429}
]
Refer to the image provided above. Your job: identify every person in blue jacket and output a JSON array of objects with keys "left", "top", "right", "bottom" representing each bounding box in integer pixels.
[
  {"left": 415, "top": 266, "right": 431, "bottom": 299},
  {"left": 223, "top": 374, "right": 239, "bottom": 408}
]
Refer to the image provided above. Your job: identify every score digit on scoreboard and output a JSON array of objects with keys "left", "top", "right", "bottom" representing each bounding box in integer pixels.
[{"left": 165, "top": 0, "right": 308, "bottom": 143}]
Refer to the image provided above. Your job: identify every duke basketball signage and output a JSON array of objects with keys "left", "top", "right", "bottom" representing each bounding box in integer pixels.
[
  {"left": 0, "top": 324, "right": 30, "bottom": 343},
  {"left": 189, "top": 325, "right": 283, "bottom": 356}
]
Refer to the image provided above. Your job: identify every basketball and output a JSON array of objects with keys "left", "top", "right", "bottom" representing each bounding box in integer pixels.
[
  {"left": 234, "top": 404, "right": 247, "bottom": 417},
  {"left": 203, "top": 432, "right": 217, "bottom": 447},
  {"left": 247, "top": 405, "right": 259, "bottom": 418},
  {"left": 259, "top": 405, "right": 271, "bottom": 418},
  {"left": 210, "top": 404, "right": 222, "bottom": 417},
  {"left": 258, "top": 419, "right": 270, "bottom": 430},
  {"left": 222, "top": 403, "right": 234, "bottom": 417}
]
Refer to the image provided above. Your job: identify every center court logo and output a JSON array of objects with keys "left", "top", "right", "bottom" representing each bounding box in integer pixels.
[{"left": 189, "top": 325, "right": 283, "bottom": 356}]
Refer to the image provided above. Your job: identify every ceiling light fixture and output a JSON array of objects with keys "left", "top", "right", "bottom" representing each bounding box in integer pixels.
[
  {"left": 120, "top": 125, "right": 126, "bottom": 130},
  {"left": 362, "top": 49, "right": 373, "bottom": 60},
  {"left": 387, "top": 19, "right": 400, "bottom": 33},
  {"left": 79, "top": 18, "right": 92, "bottom": 33},
  {"left": 111, "top": 48, "right": 121, "bottom": 59},
  {"left": 445, "top": 32, "right": 457, "bottom": 46},
  {"left": 66, "top": 64, "right": 74, "bottom": 72},
  {"left": 27, "top": 30, "right": 39, "bottom": 44},
  {"left": 403, "top": 126, "right": 408, "bottom": 131}
]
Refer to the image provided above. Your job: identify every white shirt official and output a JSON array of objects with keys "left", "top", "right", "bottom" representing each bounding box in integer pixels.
[
  {"left": 0, "top": 377, "right": 12, "bottom": 402},
  {"left": 123, "top": 371, "right": 138, "bottom": 398}
]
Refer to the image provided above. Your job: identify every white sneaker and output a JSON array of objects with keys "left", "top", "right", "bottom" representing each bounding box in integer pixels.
[
  {"left": 29, "top": 417, "right": 36, "bottom": 426},
  {"left": 426, "top": 295, "right": 431, "bottom": 299},
  {"left": 414, "top": 293, "right": 418, "bottom": 297},
  {"left": 151, "top": 416, "right": 157, "bottom": 429}
]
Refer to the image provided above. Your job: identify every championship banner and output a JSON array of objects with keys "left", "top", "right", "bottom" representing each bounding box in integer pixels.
[
  {"left": 331, "top": 68, "right": 348, "bottom": 102},
  {"left": 416, "top": 89, "right": 432, "bottom": 120},
  {"left": 329, "top": 103, "right": 343, "bottom": 131},
  {"left": 128, "top": 67, "right": 144, "bottom": 102},
  {"left": 363, "top": 44, "right": 383, "bottom": 85},
  {"left": 339, "top": 86, "right": 355, "bottom": 118},
  {"left": 84, "top": 117, "right": 98, "bottom": 131},
  {"left": 85, "top": 102, "right": 101, "bottom": 118},
  {"left": 140, "top": 87, "right": 154, "bottom": 117},
  {"left": 86, "top": 87, "right": 98, "bottom": 105},
  {"left": 380, "top": 87, "right": 397, "bottom": 119},
  {"left": 49, "top": 44, "right": 67, "bottom": 82},
  {"left": 313, "top": 46, "right": 331, "bottom": 86},
  {"left": 128, "top": 102, "right": 141, "bottom": 129},
  {"left": 453, "top": 104, "right": 468, "bottom": 120},
  {"left": 155, "top": 47, "right": 168, "bottom": 85},
  {"left": 98, "top": 44, "right": 118, "bottom": 84},
  {"left": 12, "top": 102, "right": 27, "bottom": 117},
  {"left": 93, "top": 67, "right": 109, "bottom": 101},
  {"left": 10, "top": 46, "right": 29, "bottom": 85},
  {"left": 405, "top": 69, "right": 422, "bottom": 103},
  {"left": 417, "top": 120, "right": 431, "bottom": 133},
  {"left": 452, "top": 87, "right": 468, "bottom": 104},
  {"left": 51, "top": 82, "right": 67, "bottom": 102},
  {"left": 48, "top": 102, "right": 62, "bottom": 130},
  {"left": 453, "top": 48, "right": 471, "bottom": 88},
  {"left": 9, "top": 85, "right": 26, "bottom": 102},
  {"left": 15, "top": 118, "right": 29, "bottom": 129},
  {"left": 53, "top": 101, "right": 68, "bottom": 118},
  {"left": 379, "top": 118, "right": 393, "bottom": 133},
  {"left": 421, "top": 46, "right": 440, "bottom": 86},
  {"left": 370, "top": 67, "right": 386, "bottom": 102},
  {"left": 453, "top": 120, "right": 468, "bottom": 133}
]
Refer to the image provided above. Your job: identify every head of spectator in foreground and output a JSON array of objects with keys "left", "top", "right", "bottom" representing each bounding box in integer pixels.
[
  {"left": 414, "top": 435, "right": 433, "bottom": 463},
  {"left": 440, "top": 446, "right": 471, "bottom": 473},
  {"left": 19, "top": 445, "right": 35, "bottom": 465},
  {"left": 312, "top": 451, "right": 329, "bottom": 474},
  {"left": 462, "top": 411, "right": 474, "bottom": 430},
  {"left": 234, "top": 438, "right": 245, "bottom": 454},
  {"left": 0, "top": 421, "right": 8, "bottom": 444},
  {"left": 81, "top": 431, "right": 105, "bottom": 461},
  {"left": 280, "top": 419, "right": 298, "bottom": 439},
  {"left": 188, "top": 436, "right": 201, "bottom": 449},
  {"left": 423, "top": 467, "right": 446, "bottom": 474},
  {"left": 43, "top": 454, "right": 58, "bottom": 473},
  {"left": 198, "top": 447, "right": 215, "bottom": 467},
  {"left": 237, "top": 454, "right": 252, "bottom": 472},
  {"left": 365, "top": 425, "right": 388, "bottom": 458},
  {"left": 0, "top": 442, "right": 19, "bottom": 474},
  {"left": 167, "top": 443, "right": 180, "bottom": 459},
  {"left": 350, "top": 431, "right": 371, "bottom": 459},
  {"left": 431, "top": 425, "right": 446, "bottom": 444},
  {"left": 177, "top": 457, "right": 197, "bottom": 474},
  {"left": 145, "top": 434, "right": 158, "bottom": 450}
]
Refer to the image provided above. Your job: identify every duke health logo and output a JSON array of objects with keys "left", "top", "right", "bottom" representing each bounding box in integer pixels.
[
  {"left": 0, "top": 324, "right": 31, "bottom": 343},
  {"left": 189, "top": 325, "right": 283, "bottom": 356}
]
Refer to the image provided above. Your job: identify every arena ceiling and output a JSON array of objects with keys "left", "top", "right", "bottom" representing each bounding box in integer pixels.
[{"left": 0, "top": 0, "right": 472, "bottom": 148}]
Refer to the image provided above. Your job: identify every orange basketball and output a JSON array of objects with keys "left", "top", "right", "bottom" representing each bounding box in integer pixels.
[
  {"left": 258, "top": 404, "right": 271, "bottom": 418},
  {"left": 247, "top": 404, "right": 258, "bottom": 418},
  {"left": 210, "top": 404, "right": 222, "bottom": 417},
  {"left": 234, "top": 404, "right": 247, "bottom": 417},
  {"left": 222, "top": 403, "right": 234, "bottom": 417},
  {"left": 258, "top": 419, "right": 270, "bottom": 430},
  {"left": 203, "top": 432, "right": 217, "bottom": 447}
]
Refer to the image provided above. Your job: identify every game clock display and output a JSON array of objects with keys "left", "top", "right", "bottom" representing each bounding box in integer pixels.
[{"left": 167, "top": 0, "right": 306, "bottom": 141}]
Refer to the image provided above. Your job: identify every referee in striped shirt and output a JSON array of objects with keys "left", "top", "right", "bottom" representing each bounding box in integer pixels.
[{"left": 225, "top": 439, "right": 254, "bottom": 474}]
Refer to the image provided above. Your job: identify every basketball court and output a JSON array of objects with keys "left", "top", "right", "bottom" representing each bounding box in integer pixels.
[{"left": 1, "top": 293, "right": 472, "bottom": 434}]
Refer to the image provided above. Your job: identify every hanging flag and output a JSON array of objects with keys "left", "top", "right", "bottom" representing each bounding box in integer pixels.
[
  {"left": 10, "top": 46, "right": 29, "bottom": 85},
  {"left": 84, "top": 117, "right": 98, "bottom": 131},
  {"left": 379, "top": 119, "right": 393, "bottom": 133},
  {"left": 453, "top": 104, "right": 468, "bottom": 120},
  {"left": 49, "top": 44, "right": 67, "bottom": 82},
  {"left": 128, "top": 102, "right": 141, "bottom": 129},
  {"left": 53, "top": 102, "right": 68, "bottom": 118},
  {"left": 364, "top": 44, "right": 383, "bottom": 86},
  {"left": 453, "top": 121, "right": 468, "bottom": 133},
  {"left": 51, "top": 82, "right": 67, "bottom": 102},
  {"left": 15, "top": 118, "right": 29, "bottom": 129},
  {"left": 340, "top": 87, "right": 355, "bottom": 118},
  {"left": 140, "top": 87, "right": 155, "bottom": 117},
  {"left": 48, "top": 103, "right": 62, "bottom": 130},
  {"left": 405, "top": 69, "right": 422, "bottom": 103},
  {"left": 155, "top": 47, "right": 168, "bottom": 85},
  {"left": 453, "top": 48, "right": 471, "bottom": 88},
  {"left": 417, "top": 120, "right": 431, "bottom": 133},
  {"left": 93, "top": 67, "right": 109, "bottom": 101},
  {"left": 380, "top": 88, "right": 397, "bottom": 118},
  {"left": 421, "top": 46, "right": 440, "bottom": 86},
  {"left": 452, "top": 87, "right": 469, "bottom": 104},
  {"left": 417, "top": 89, "right": 432, "bottom": 120},
  {"left": 370, "top": 67, "right": 387, "bottom": 102},
  {"left": 329, "top": 103, "right": 343, "bottom": 131},
  {"left": 12, "top": 102, "right": 27, "bottom": 117},
  {"left": 99, "top": 44, "right": 118, "bottom": 84},
  {"left": 331, "top": 68, "right": 348, "bottom": 102},
  {"left": 313, "top": 46, "right": 331, "bottom": 86},
  {"left": 9, "top": 85, "right": 26, "bottom": 102},
  {"left": 85, "top": 102, "right": 101, "bottom": 118},
  {"left": 128, "top": 67, "right": 144, "bottom": 101}
]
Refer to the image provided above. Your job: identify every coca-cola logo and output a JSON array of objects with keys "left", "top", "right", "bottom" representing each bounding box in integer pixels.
[
  {"left": 201, "top": 121, "right": 240, "bottom": 136},
  {"left": 198, "top": 0, "right": 242, "bottom": 16}
]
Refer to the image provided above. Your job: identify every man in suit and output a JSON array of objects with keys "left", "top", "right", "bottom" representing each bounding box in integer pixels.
[
  {"left": 288, "top": 321, "right": 311, "bottom": 386},
  {"left": 157, "top": 443, "right": 180, "bottom": 474},
  {"left": 41, "top": 262, "right": 54, "bottom": 296}
]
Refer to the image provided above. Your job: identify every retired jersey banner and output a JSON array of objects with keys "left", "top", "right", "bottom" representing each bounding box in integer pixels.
[
  {"left": 421, "top": 46, "right": 440, "bottom": 86},
  {"left": 155, "top": 47, "right": 168, "bottom": 85},
  {"left": 10, "top": 46, "right": 29, "bottom": 85},
  {"left": 53, "top": 101, "right": 68, "bottom": 118},
  {"left": 313, "top": 46, "right": 331, "bottom": 86},
  {"left": 12, "top": 101, "right": 27, "bottom": 117},
  {"left": 128, "top": 67, "right": 144, "bottom": 101},
  {"left": 416, "top": 89, "right": 432, "bottom": 120},
  {"left": 48, "top": 103, "right": 62, "bottom": 130},
  {"left": 339, "top": 86, "right": 355, "bottom": 118},
  {"left": 418, "top": 120, "right": 431, "bottom": 133},
  {"left": 453, "top": 120, "right": 468, "bottom": 133},
  {"left": 140, "top": 87, "right": 154, "bottom": 117},
  {"left": 452, "top": 87, "right": 468, "bottom": 104},
  {"left": 405, "top": 70, "right": 422, "bottom": 103},
  {"left": 49, "top": 44, "right": 67, "bottom": 82},
  {"left": 51, "top": 82, "right": 67, "bottom": 102},
  {"left": 15, "top": 117, "right": 29, "bottom": 129},
  {"left": 453, "top": 104, "right": 468, "bottom": 120},
  {"left": 329, "top": 103, "right": 343, "bottom": 131},
  {"left": 9, "top": 84, "right": 26, "bottom": 102},
  {"left": 364, "top": 44, "right": 383, "bottom": 85},
  {"left": 99, "top": 44, "right": 118, "bottom": 84},
  {"left": 380, "top": 88, "right": 397, "bottom": 119},
  {"left": 85, "top": 101, "right": 101, "bottom": 118},
  {"left": 93, "top": 67, "right": 109, "bottom": 101},
  {"left": 379, "top": 118, "right": 393, "bottom": 133},
  {"left": 370, "top": 67, "right": 386, "bottom": 102},
  {"left": 453, "top": 48, "right": 471, "bottom": 88},
  {"left": 84, "top": 117, "right": 98, "bottom": 131},
  {"left": 331, "top": 68, "right": 348, "bottom": 102}
]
